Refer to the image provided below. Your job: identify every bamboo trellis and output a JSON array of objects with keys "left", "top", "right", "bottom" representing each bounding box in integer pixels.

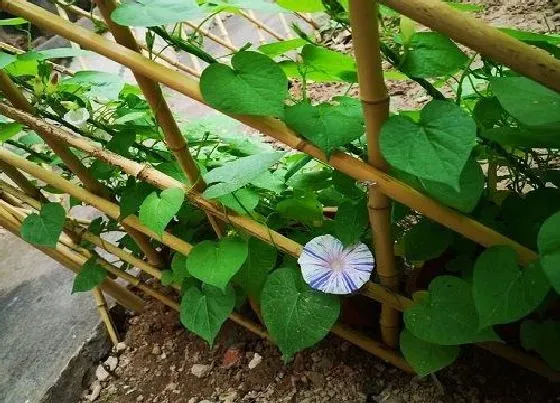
[{"left": 1, "top": 0, "right": 560, "bottom": 381}]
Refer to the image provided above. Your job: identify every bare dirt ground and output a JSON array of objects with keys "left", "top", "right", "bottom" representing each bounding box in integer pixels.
[{"left": 48, "top": 1, "right": 560, "bottom": 402}]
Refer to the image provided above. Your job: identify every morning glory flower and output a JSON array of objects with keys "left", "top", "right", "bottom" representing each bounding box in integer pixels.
[
  {"left": 63, "top": 108, "right": 90, "bottom": 129},
  {"left": 298, "top": 234, "right": 375, "bottom": 295}
]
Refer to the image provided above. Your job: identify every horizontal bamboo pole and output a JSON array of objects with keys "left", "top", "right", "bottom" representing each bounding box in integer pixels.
[
  {"left": 0, "top": 146, "right": 194, "bottom": 256},
  {"left": 0, "top": 205, "right": 145, "bottom": 312},
  {"left": 378, "top": 0, "right": 560, "bottom": 93},
  {"left": 0, "top": 1, "right": 539, "bottom": 264}
]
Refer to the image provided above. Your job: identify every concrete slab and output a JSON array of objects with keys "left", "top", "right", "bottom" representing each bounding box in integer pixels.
[{"left": 0, "top": 228, "right": 108, "bottom": 403}]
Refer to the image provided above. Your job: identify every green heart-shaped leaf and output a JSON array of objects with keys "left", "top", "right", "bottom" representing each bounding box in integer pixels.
[
  {"left": 186, "top": 237, "right": 249, "bottom": 291},
  {"left": 380, "top": 100, "right": 476, "bottom": 190},
  {"left": 285, "top": 97, "right": 364, "bottom": 156},
  {"left": 234, "top": 238, "right": 278, "bottom": 300},
  {"left": 261, "top": 267, "right": 340, "bottom": 360},
  {"left": 111, "top": 0, "right": 209, "bottom": 27},
  {"left": 537, "top": 211, "right": 560, "bottom": 293},
  {"left": 21, "top": 202, "right": 65, "bottom": 248},
  {"left": 404, "top": 276, "right": 500, "bottom": 345},
  {"left": 72, "top": 257, "right": 107, "bottom": 294},
  {"left": 400, "top": 330, "right": 460, "bottom": 377},
  {"left": 200, "top": 51, "right": 288, "bottom": 118},
  {"left": 180, "top": 285, "right": 235, "bottom": 345},
  {"left": 138, "top": 187, "right": 184, "bottom": 237},
  {"left": 404, "top": 219, "right": 453, "bottom": 261},
  {"left": 473, "top": 246, "right": 550, "bottom": 329}
]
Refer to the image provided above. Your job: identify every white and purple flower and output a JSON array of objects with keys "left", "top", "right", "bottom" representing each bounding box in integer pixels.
[{"left": 298, "top": 234, "right": 375, "bottom": 295}]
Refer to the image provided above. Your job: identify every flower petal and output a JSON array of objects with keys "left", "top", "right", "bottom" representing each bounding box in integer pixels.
[{"left": 298, "top": 234, "right": 375, "bottom": 295}]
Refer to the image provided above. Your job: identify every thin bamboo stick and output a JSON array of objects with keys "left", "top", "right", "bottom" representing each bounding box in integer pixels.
[
  {"left": 0, "top": 179, "right": 165, "bottom": 280},
  {"left": 214, "top": 15, "right": 233, "bottom": 45},
  {"left": 0, "top": 160, "right": 45, "bottom": 202},
  {"left": 349, "top": 0, "right": 399, "bottom": 348},
  {"left": 278, "top": 14, "right": 293, "bottom": 38},
  {"left": 95, "top": 0, "right": 223, "bottom": 238},
  {"left": 296, "top": 12, "right": 320, "bottom": 30},
  {"left": 0, "top": 1, "right": 540, "bottom": 265},
  {"left": 0, "top": 146, "right": 194, "bottom": 255},
  {"left": 238, "top": 10, "right": 285, "bottom": 41},
  {"left": 0, "top": 206, "right": 145, "bottom": 312},
  {"left": 93, "top": 287, "right": 119, "bottom": 344},
  {"left": 184, "top": 21, "right": 239, "bottom": 52},
  {"left": 0, "top": 70, "right": 164, "bottom": 268},
  {"left": 377, "top": 0, "right": 560, "bottom": 93}
]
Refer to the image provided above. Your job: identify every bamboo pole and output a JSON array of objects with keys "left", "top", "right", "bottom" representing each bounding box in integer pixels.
[
  {"left": 349, "top": 0, "right": 399, "bottom": 348},
  {"left": 0, "top": 205, "right": 145, "bottom": 312},
  {"left": 94, "top": 0, "right": 223, "bottom": 238},
  {"left": 93, "top": 287, "right": 119, "bottom": 345},
  {"left": 238, "top": 10, "right": 285, "bottom": 41},
  {"left": 0, "top": 160, "right": 45, "bottom": 202},
  {"left": 296, "top": 12, "right": 320, "bottom": 30},
  {"left": 0, "top": 70, "right": 163, "bottom": 267},
  {"left": 184, "top": 21, "right": 239, "bottom": 52},
  {"left": 0, "top": 146, "right": 194, "bottom": 255},
  {"left": 377, "top": 0, "right": 560, "bottom": 93},
  {"left": 0, "top": 1, "right": 540, "bottom": 265}
]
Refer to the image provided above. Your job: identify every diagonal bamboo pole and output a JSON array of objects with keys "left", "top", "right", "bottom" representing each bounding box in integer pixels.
[
  {"left": 184, "top": 21, "right": 239, "bottom": 52},
  {"left": 93, "top": 287, "right": 120, "bottom": 345},
  {"left": 94, "top": 0, "right": 223, "bottom": 238},
  {"left": 0, "top": 204, "right": 145, "bottom": 312},
  {"left": 0, "top": 0, "right": 542, "bottom": 265},
  {"left": 0, "top": 160, "right": 45, "bottom": 202},
  {"left": 0, "top": 71, "right": 164, "bottom": 267},
  {"left": 349, "top": 0, "right": 399, "bottom": 348}
]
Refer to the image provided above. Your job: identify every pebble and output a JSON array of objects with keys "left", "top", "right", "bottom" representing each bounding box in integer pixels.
[
  {"left": 96, "top": 365, "right": 110, "bottom": 382},
  {"left": 191, "top": 363, "right": 212, "bottom": 378},
  {"left": 221, "top": 347, "right": 242, "bottom": 369},
  {"left": 248, "top": 353, "right": 262, "bottom": 369},
  {"left": 152, "top": 344, "right": 162, "bottom": 355},
  {"left": 115, "top": 342, "right": 127, "bottom": 353},
  {"left": 199, "top": 400, "right": 212, "bottom": 403},
  {"left": 136, "top": 396, "right": 144, "bottom": 402},
  {"left": 105, "top": 356, "right": 118, "bottom": 372},
  {"left": 188, "top": 399, "right": 197, "bottom": 403},
  {"left": 88, "top": 380, "right": 101, "bottom": 401},
  {"left": 219, "top": 390, "right": 238, "bottom": 403}
]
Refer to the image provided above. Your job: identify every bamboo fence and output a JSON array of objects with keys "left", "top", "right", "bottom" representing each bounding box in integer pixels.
[{"left": 0, "top": 0, "right": 559, "bottom": 380}]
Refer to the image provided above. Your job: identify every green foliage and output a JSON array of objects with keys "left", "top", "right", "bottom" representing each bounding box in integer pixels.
[
  {"left": 537, "top": 212, "right": 560, "bottom": 293},
  {"left": 491, "top": 77, "right": 560, "bottom": 126},
  {"left": 520, "top": 320, "right": 560, "bottom": 371},
  {"left": 186, "top": 237, "right": 249, "bottom": 291},
  {"left": 404, "top": 276, "right": 500, "bottom": 345},
  {"left": 285, "top": 97, "right": 364, "bottom": 156},
  {"left": 21, "top": 202, "right": 65, "bottom": 248},
  {"left": 258, "top": 39, "right": 308, "bottom": 58},
  {"left": 261, "top": 267, "right": 340, "bottom": 360},
  {"left": 203, "top": 152, "right": 284, "bottom": 198},
  {"left": 473, "top": 246, "right": 550, "bottom": 328},
  {"left": 334, "top": 197, "right": 369, "bottom": 247},
  {"left": 72, "top": 257, "right": 107, "bottom": 294},
  {"left": 180, "top": 284, "right": 236, "bottom": 345},
  {"left": 234, "top": 238, "right": 278, "bottom": 300},
  {"left": 217, "top": 189, "right": 260, "bottom": 215},
  {"left": 111, "top": 0, "right": 209, "bottom": 27},
  {"left": 404, "top": 219, "right": 453, "bottom": 261},
  {"left": 119, "top": 178, "right": 156, "bottom": 220},
  {"left": 0, "top": 123, "right": 23, "bottom": 143},
  {"left": 276, "top": 192, "right": 323, "bottom": 225},
  {"left": 138, "top": 187, "right": 185, "bottom": 237},
  {"left": 200, "top": 52, "right": 288, "bottom": 118},
  {"left": 300, "top": 45, "right": 357, "bottom": 82},
  {"left": 277, "top": 0, "right": 324, "bottom": 12},
  {"left": 60, "top": 71, "right": 125, "bottom": 101},
  {"left": 400, "top": 330, "right": 460, "bottom": 377},
  {"left": 380, "top": 100, "right": 476, "bottom": 190},
  {"left": 401, "top": 32, "right": 468, "bottom": 78}
]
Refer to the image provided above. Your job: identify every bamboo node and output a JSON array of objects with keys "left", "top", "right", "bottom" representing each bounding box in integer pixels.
[{"left": 360, "top": 96, "right": 390, "bottom": 106}]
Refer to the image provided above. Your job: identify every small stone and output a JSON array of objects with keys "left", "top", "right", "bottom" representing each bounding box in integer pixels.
[
  {"left": 248, "top": 353, "right": 262, "bottom": 369},
  {"left": 116, "top": 342, "right": 127, "bottom": 353},
  {"left": 137, "top": 396, "right": 144, "bottom": 402},
  {"left": 88, "top": 380, "right": 101, "bottom": 401},
  {"left": 222, "top": 346, "right": 242, "bottom": 369},
  {"left": 199, "top": 400, "right": 212, "bottom": 403},
  {"left": 191, "top": 363, "right": 212, "bottom": 378},
  {"left": 165, "top": 382, "right": 178, "bottom": 391},
  {"left": 188, "top": 399, "right": 197, "bottom": 403},
  {"left": 105, "top": 356, "right": 118, "bottom": 371},
  {"left": 152, "top": 344, "right": 162, "bottom": 355},
  {"left": 219, "top": 390, "right": 238, "bottom": 403},
  {"left": 96, "top": 365, "right": 110, "bottom": 382}
]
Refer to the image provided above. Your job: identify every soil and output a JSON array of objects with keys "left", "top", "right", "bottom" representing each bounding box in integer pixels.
[{"left": 83, "top": 300, "right": 560, "bottom": 403}]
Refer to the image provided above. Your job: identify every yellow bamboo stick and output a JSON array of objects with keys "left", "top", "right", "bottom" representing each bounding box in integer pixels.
[
  {"left": 0, "top": 160, "right": 45, "bottom": 202},
  {"left": 93, "top": 287, "right": 119, "bottom": 345},
  {"left": 0, "top": 1, "right": 540, "bottom": 265},
  {"left": 238, "top": 10, "right": 285, "bottom": 41},
  {"left": 184, "top": 21, "right": 239, "bottom": 52},
  {"left": 349, "top": 0, "right": 399, "bottom": 348}
]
